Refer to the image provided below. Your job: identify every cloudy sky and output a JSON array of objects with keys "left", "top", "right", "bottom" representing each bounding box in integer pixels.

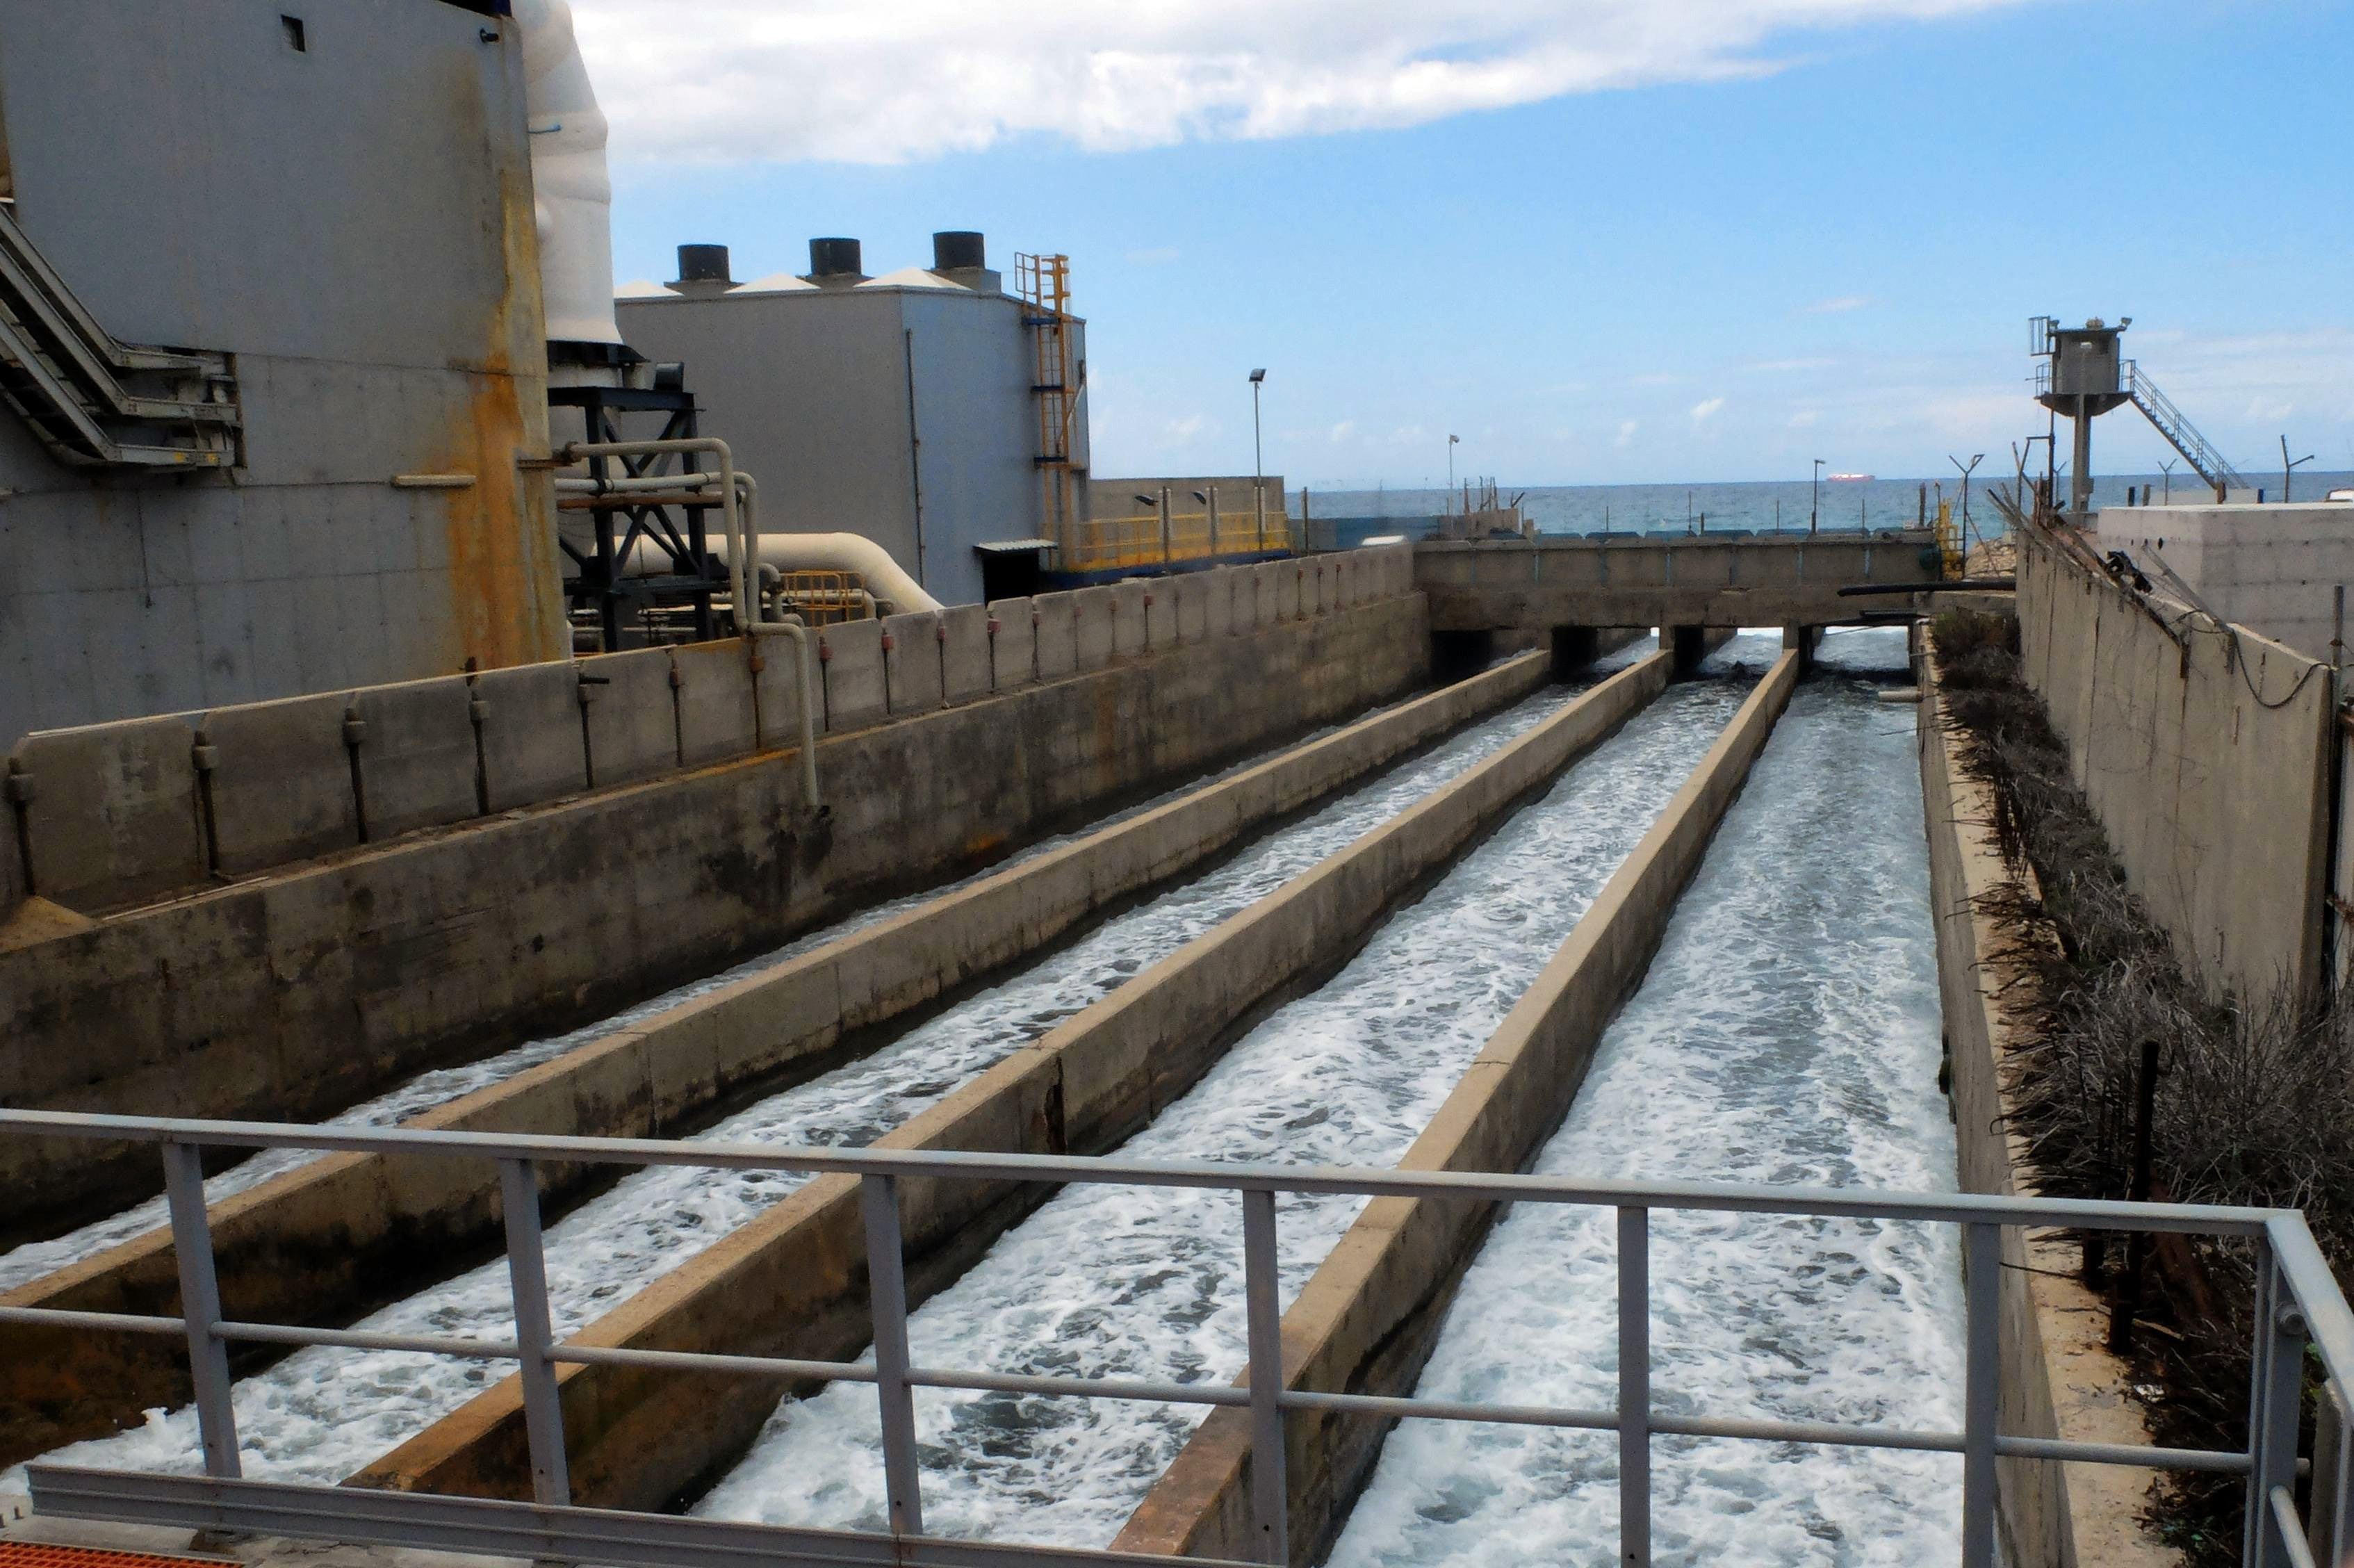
[{"left": 580, "top": 0, "right": 2353, "bottom": 488}]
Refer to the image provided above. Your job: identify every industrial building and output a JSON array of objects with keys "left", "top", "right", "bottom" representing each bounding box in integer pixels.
[
  {"left": 0, "top": 0, "right": 568, "bottom": 746},
  {"left": 615, "top": 234, "right": 1088, "bottom": 610}
]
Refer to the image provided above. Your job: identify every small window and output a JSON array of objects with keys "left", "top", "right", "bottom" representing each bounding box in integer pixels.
[{"left": 281, "top": 15, "right": 307, "bottom": 51}]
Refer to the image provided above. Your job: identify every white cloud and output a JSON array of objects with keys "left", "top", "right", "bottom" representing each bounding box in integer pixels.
[
  {"left": 1803, "top": 294, "right": 1874, "bottom": 314},
  {"left": 1690, "top": 396, "right": 1726, "bottom": 423},
  {"left": 2246, "top": 397, "right": 2295, "bottom": 423},
  {"left": 1613, "top": 419, "right": 1639, "bottom": 448},
  {"left": 1788, "top": 409, "right": 1820, "bottom": 428},
  {"left": 1165, "top": 413, "right": 1212, "bottom": 443},
  {"left": 1329, "top": 419, "right": 1357, "bottom": 443},
  {"left": 569, "top": 1, "right": 2037, "bottom": 165}
]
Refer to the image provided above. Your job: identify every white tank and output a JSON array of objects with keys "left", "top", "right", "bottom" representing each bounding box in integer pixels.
[{"left": 514, "top": 0, "right": 622, "bottom": 348}]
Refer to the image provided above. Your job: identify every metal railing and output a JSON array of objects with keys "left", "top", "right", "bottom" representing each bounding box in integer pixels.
[
  {"left": 1064, "top": 512, "right": 1294, "bottom": 574},
  {"left": 2123, "top": 359, "right": 2251, "bottom": 497},
  {"left": 3, "top": 1109, "right": 2351, "bottom": 1568}
]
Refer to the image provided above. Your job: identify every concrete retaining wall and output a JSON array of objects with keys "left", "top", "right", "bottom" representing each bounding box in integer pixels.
[
  {"left": 350, "top": 653, "right": 1673, "bottom": 1510},
  {"left": 1920, "top": 672, "right": 2077, "bottom": 1568},
  {"left": 2017, "top": 532, "right": 2332, "bottom": 1003},
  {"left": 0, "top": 546, "right": 1418, "bottom": 924},
  {"left": 0, "top": 577, "right": 1428, "bottom": 1242},
  {"left": 0, "top": 648, "right": 1553, "bottom": 1471},
  {"left": 1115, "top": 651, "right": 1799, "bottom": 1565}
]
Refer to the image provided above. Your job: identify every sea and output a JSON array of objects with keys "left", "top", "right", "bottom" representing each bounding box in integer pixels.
[{"left": 1295, "top": 471, "right": 2354, "bottom": 539}]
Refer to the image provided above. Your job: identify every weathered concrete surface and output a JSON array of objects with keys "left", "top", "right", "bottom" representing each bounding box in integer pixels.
[
  {"left": 0, "top": 598, "right": 1430, "bottom": 1246},
  {"left": 471, "top": 661, "right": 587, "bottom": 815},
  {"left": 11, "top": 712, "right": 207, "bottom": 911},
  {"left": 351, "top": 652, "right": 1667, "bottom": 1510},
  {"left": 986, "top": 598, "right": 1036, "bottom": 689},
  {"left": 669, "top": 642, "right": 758, "bottom": 769},
  {"left": 819, "top": 619, "right": 888, "bottom": 733},
  {"left": 881, "top": 611, "right": 944, "bottom": 715},
  {"left": 1923, "top": 661, "right": 2177, "bottom": 1568},
  {"left": 199, "top": 691, "right": 363, "bottom": 876},
  {"left": 1419, "top": 532, "right": 1938, "bottom": 632},
  {"left": 2018, "top": 530, "right": 2332, "bottom": 1004},
  {"left": 940, "top": 605, "right": 992, "bottom": 706},
  {"left": 0, "top": 644, "right": 1543, "bottom": 1471},
  {"left": 577, "top": 648, "right": 676, "bottom": 790},
  {"left": 348, "top": 675, "right": 480, "bottom": 840},
  {"left": 1115, "top": 651, "right": 1798, "bottom": 1566}
]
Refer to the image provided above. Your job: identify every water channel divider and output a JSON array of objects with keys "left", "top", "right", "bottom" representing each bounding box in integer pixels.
[
  {"left": 0, "top": 651, "right": 1564, "bottom": 1471},
  {"left": 1115, "top": 649, "right": 1800, "bottom": 1565},
  {"left": 346, "top": 652, "right": 1675, "bottom": 1510}
]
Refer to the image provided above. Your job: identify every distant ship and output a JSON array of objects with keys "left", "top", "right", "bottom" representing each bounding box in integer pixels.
[{"left": 1826, "top": 473, "right": 1874, "bottom": 482}]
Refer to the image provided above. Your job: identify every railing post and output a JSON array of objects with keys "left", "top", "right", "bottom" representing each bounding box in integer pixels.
[
  {"left": 862, "top": 1173, "right": 926, "bottom": 1539},
  {"left": 2312, "top": 1383, "right": 2351, "bottom": 1568},
  {"left": 161, "top": 1141, "right": 241, "bottom": 1479},
  {"left": 2247, "top": 1236, "right": 2308, "bottom": 1568},
  {"left": 1242, "top": 1186, "right": 1289, "bottom": 1566},
  {"left": 1617, "top": 1205, "right": 1650, "bottom": 1568},
  {"left": 497, "top": 1157, "right": 571, "bottom": 1508},
  {"left": 1962, "top": 1222, "right": 2000, "bottom": 1568}
]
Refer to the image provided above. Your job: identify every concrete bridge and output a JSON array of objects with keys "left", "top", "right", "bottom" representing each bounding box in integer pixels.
[{"left": 1413, "top": 531, "right": 1942, "bottom": 633}]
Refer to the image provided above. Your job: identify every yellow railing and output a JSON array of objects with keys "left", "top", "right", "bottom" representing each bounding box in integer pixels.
[
  {"left": 1064, "top": 512, "right": 1294, "bottom": 574},
  {"left": 772, "top": 569, "right": 873, "bottom": 626},
  {"left": 1932, "top": 500, "right": 1964, "bottom": 578}
]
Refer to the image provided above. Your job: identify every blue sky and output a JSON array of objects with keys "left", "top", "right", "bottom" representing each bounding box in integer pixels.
[{"left": 586, "top": 0, "right": 2352, "bottom": 489}]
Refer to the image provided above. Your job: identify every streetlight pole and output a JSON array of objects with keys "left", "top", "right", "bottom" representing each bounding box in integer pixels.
[
  {"left": 1448, "top": 434, "right": 1460, "bottom": 514},
  {"left": 2283, "top": 435, "right": 2314, "bottom": 503},
  {"left": 1248, "top": 369, "right": 1267, "bottom": 550},
  {"left": 1811, "top": 459, "right": 1823, "bottom": 535},
  {"left": 1950, "top": 452, "right": 1984, "bottom": 554},
  {"left": 2159, "top": 456, "right": 2177, "bottom": 503}
]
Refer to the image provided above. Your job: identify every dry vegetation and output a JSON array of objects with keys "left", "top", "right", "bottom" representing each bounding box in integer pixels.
[{"left": 1931, "top": 608, "right": 2354, "bottom": 1564}]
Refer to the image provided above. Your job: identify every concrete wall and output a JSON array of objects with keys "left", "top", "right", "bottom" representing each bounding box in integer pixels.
[
  {"left": 0, "top": 550, "right": 1425, "bottom": 1234},
  {"left": 1920, "top": 675, "right": 2076, "bottom": 1568},
  {"left": 0, "top": 0, "right": 569, "bottom": 745},
  {"left": 1115, "top": 651, "right": 1799, "bottom": 1566},
  {"left": 1416, "top": 532, "right": 1940, "bottom": 632},
  {"left": 614, "top": 275, "right": 1081, "bottom": 610},
  {"left": 1088, "top": 475, "right": 1286, "bottom": 527},
  {"left": 350, "top": 652, "right": 1670, "bottom": 1508},
  {"left": 2018, "top": 530, "right": 2334, "bottom": 1003},
  {"left": 2093, "top": 503, "right": 2354, "bottom": 664},
  {"left": 0, "top": 644, "right": 1545, "bottom": 1470}
]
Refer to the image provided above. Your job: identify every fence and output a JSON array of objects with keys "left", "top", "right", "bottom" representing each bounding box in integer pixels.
[
  {"left": 1064, "top": 512, "right": 1296, "bottom": 574},
  {"left": 4, "top": 1107, "right": 2348, "bottom": 1568}
]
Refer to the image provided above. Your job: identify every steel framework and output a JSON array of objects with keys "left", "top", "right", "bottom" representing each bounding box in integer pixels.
[{"left": 3, "top": 1108, "right": 2350, "bottom": 1568}]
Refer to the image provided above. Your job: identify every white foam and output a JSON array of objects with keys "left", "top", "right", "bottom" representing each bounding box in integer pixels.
[
  {"left": 6, "top": 685, "right": 1576, "bottom": 1488},
  {"left": 692, "top": 678, "right": 1753, "bottom": 1546},
  {"left": 1329, "top": 669, "right": 1962, "bottom": 1567}
]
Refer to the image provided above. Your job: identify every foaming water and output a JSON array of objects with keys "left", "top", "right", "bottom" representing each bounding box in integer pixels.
[
  {"left": 692, "top": 660, "right": 1758, "bottom": 1546},
  {"left": 7, "top": 681, "right": 1578, "bottom": 1487},
  {"left": 1331, "top": 626, "right": 1963, "bottom": 1568},
  {"left": 0, "top": 701, "right": 1393, "bottom": 1293}
]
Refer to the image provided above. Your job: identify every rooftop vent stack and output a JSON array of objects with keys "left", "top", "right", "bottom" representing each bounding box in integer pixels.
[
  {"left": 931, "top": 230, "right": 1001, "bottom": 294},
  {"left": 664, "top": 243, "right": 737, "bottom": 298},
  {"left": 806, "top": 237, "right": 867, "bottom": 289}
]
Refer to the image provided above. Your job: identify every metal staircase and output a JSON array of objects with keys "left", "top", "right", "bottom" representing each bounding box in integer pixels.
[
  {"left": 0, "top": 201, "right": 239, "bottom": 468},
  {"left": 2122, "top": 360, "right": 2245, "bottom": 499},
  {"left": 1015, "top": 252, "right": 1081, "bottom": 553}
]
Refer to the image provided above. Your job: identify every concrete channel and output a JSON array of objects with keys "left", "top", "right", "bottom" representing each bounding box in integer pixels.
[
  {"left": 673, "top": 642, "right": 1783, "bottom": 1546},
  {"left": 0, "top": 648, "right": 1556, "bottom": 1469},
  {"left": 348, "top": 651, "right": 1671, "bottom": 1509},
  {"left": 5, "top": 649, "right": 1635, "bottom": 1492},
  {"left": 1316, "top": 629, "right": 1961, "bottom": 1566}
]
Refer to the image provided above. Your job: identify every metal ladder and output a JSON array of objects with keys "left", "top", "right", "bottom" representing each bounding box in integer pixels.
[
  {"left": 2123, "top": 360, "right": 2246, "bottom": 500},
  {"left": 1015, "top": 252, "right": 1081, "bottom": 552},
  {"left": 0, "top": 200, "right": 240, "bottom": 468}
]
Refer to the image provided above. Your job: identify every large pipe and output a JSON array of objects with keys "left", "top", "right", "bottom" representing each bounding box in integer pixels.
[
  {"left": 557, "top": 441, "right": 820, "bottom": 808},
  {"left": 512, "top": 0, "right": 622, "bottom": 348}
]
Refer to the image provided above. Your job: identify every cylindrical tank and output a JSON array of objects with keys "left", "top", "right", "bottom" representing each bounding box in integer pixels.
[
  {"left": 676, "top": 244, "right": 733, "bottom": 286},
  {"left": 512, "top": 0, "right": 622, "bottom": 347},
  {"left": 808, "top": 238, "right": 865, "bottom": 279},
  {"left": 931, "top": 231, "right": 986, "bottom": 272}
]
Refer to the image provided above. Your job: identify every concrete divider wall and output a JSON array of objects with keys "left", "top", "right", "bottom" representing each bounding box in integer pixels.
[
  {"left": 2017, "top": 532, "right": 2332, "bottom": 1003},
  {"left": 353, "top": 649, "right": 1667, "bottom": 1510},
  {"left": 578, "top": 647, "right": 678, "bottom": 789},
  {"left": 881, "top": 611, "right": 945, "bottom": 715},
  {"left": 199, "top": 690, "right": 363, "bottom": 875},
  {"left": 1116, "top": 651, "right": 1799, "bottom": 1565},
  {"left": 1919, "top": 673, "right": 2075, "bottom": 1568},
  {"left": 0, "top": 645, "right": 1551, "bottom": 1471},
  {"left": 671, "top": 642, "right": 760, "bottom": 769},
  {"left": 986, "top": 598, "right": 1037, "bottom": 689},
  {"left": 0, "top": 596, "right": 1432, "bottom": 1243},
  {"left": 940, "top": 605, "right": 992, "bottom": 705}
]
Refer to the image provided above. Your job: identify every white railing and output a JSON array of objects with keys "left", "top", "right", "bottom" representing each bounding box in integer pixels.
[{"left": 3, "top": 1109, "right": 2349, "bottom": 1568}]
